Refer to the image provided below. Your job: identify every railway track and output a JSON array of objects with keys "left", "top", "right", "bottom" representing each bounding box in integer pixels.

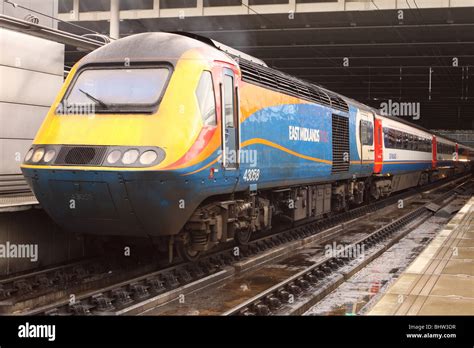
[
  {"left": 3, "top": 174, "right": 470, "bottom": 315},
  {"left": 0, "top": 253, "right": 160, "bottom": 314},
  {"left": 223, "top": 178, "right": 473, "bottom": 316},
  {"left": 13, "top": 174, "right": 469, "bottom": 316}
]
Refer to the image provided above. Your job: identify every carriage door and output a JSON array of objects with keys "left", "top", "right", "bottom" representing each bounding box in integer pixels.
[
  {"left": 360, "top": 111, "right": 375, "bottom": 166},
  {"left": 373, "top": 117, "right": 383, "bottom": 173},
  {"left": 221, "top": 68, "right": 239, "bottom": 170}
]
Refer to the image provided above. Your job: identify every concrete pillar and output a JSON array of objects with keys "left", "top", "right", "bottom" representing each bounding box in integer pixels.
[
  {"left": 242, "top": 0, "right": 249, "bottom": 14},
  {"left": 110, "top": 0, "right": 120, "bottom": 40},
  {"left": 72, "top": 0, "right": 79, "bottom": 20},
  {"left": 153, "top": 0, "right": 160, "bottom": 16},
  {"left": 197, "top": 0, "right": 203, "bottom": 15}
]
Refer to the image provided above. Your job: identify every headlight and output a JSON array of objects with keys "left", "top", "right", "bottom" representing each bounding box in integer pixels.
[
  {"left": 139, "top": 150, "right": 158, "bottom": 165},
  {"left": 32, "top": 148, "right": 45, "bottom": 163},
  {"left": 44, "top": 149, "right": 56, "bottom": 163},
  {"left": 25, "top": 148, "right": 34, "bottom": 162},
  {"left": 107, "top": 150, "right": 122, "bottom": 164},
  {"left": 122, "top": 149, "right": 139, "bottom": 165}
]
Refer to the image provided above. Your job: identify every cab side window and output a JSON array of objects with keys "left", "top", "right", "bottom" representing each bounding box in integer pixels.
[
  {"left": 195, "top": 71, "right": 217, "bottom": 126},
  {"left": 360, "top": 120, "right": 373, "bottom": 146},
  {"left": 223, "top": 74, "right": 235, "bottom": 128}
]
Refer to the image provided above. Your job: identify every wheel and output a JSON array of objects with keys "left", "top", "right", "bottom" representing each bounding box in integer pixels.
[
  {"left": 176, "top": 231, "right": 203, "bottom": 262},
  {"left": 235, "top": 228, "right": 252, "bottom": 245},
  {"left": 176, "top": 241, "right": 202, "bottom": 262},
  {"left": 370, "top": 184, "right": 380, "bottom": 200}
]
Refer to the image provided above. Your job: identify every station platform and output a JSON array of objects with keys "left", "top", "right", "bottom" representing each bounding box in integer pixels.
[
  {"left": 0, "top": 193, "right": 38, "bottom": 212},
  {"left": 368, "top": 196, "right": 474, "bottom": 315}
]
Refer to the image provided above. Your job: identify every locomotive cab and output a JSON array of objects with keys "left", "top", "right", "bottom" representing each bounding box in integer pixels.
[{"left": 21, "top": 32, "right": 245, "bottom": 261}]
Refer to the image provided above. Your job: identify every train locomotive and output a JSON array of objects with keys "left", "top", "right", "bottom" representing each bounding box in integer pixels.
[{"left": 21, "top": 32, "right": 474, "bottom": 261}]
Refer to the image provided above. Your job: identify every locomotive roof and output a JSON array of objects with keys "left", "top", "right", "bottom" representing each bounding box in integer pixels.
[
  {"left": 78, "top": 32, "right": 220, "bottom": 67},
  {"left": 173, "top": 31, "right": 267, "bottom": 66},
  {"left": 76, "top": 32, "right": 472, "bottom": 150}
]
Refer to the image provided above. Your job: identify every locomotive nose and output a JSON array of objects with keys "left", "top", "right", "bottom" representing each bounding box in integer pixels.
[
  {"left": 50, "top": 181, "right": 117, "bottom": 219},
  {"left": 22, "top": 165, "right": 200, "bottom": 239},
  {"left": 22, "top": 168, "right": 144, "bottom": 236}
]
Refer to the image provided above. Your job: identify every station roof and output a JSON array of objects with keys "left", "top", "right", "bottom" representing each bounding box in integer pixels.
[{"left": 54, "top": 4, "right": 474, "bottom": 130}]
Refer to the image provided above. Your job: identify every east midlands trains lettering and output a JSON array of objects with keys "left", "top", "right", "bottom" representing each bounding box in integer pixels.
[{"left": 289, "top": 126, "right": 322, "bottom": 143}]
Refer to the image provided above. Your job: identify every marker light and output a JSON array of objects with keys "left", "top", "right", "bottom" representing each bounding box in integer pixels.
[
  {"left": 107, "top": 150, "right": 122, "bottom": 164},
  {"left": 32, "top": 148, "right": 45, "bottom": 163},
  {"left": 44, "top": 149, "right": 56, "bottom": 163},
  {"left": 139, "top": 150, "right": 158, "bottom": 165},
  {"left": 25, "top": 148, "right": 34, "bottom": 162},
  {"left": 122, "top": 149, "right": 139, "bottom": 165}
]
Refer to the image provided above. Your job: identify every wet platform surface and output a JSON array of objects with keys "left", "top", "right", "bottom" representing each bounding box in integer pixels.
[{"left": 368, "top": 197, "right": 474, "bottom": 315}]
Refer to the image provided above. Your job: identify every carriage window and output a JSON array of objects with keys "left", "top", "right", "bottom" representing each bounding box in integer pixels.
[
  {"left": 396, "top": 131, "right": 403, "bottom": 149},
  {"left": 383, "top": 128, "right": 390, "bottom": 148},
  {"left": 391, "top": 130, "right": 397, "bottom": 149},
  {"left": 195, "top": 71, "right": 217, "bottom": 126}
]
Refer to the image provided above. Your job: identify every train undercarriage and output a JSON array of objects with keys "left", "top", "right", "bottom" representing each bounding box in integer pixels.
[{"left": 173, "top": 168, "right": 458, "bottom": 262}]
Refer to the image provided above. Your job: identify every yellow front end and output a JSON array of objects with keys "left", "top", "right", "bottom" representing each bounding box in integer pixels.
[
  {"left": 23, "top": 48, "right": 212, "bottom": 172},
  {"left": 20, "top": 45, "right": 225, "bottom": 239}
]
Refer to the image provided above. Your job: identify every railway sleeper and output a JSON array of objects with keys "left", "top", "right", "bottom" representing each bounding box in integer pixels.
[
  {"left": 0, "top": 284, "right": 13, "bottom": 299},
  {"left": 69, "top": 301, "right": 92, "bottom": 315},
  {"left": 129, "top": 283, "right": 149, "bottom": 300},
  {"left": 276, "top": 289, "right": 291, "bottom": 302},
  {"left": 265, "top": 295, "right": 282, "bottom": 310},
  {"left": 35, "top": 275, "right": 54, "bottom": 289},
  {"left": 92, "top": 294, "right": 114, "bottom": 312},
  {"left": 304, "top": 273, "right": 319, "bottom": 284},
  {"left": 239, "top": 308, "right": 255, "bottom": 316},
  {"left": 187, "top": 264, "right": 205, "bottom": 279},
  {"left": 175, "top": 269, "right": 193, "bottom": 284},
  {"left": 111, "top": 289, "right": 133, "bottom": 306},
  {"left": 14, "top": 280, "right": 32, "bottom": 294},
  {"left": 287, "top": 283, "right": 302, "bottom": 295},
  {"left": 252, "top": 302, "right": 270, "bottom": 316},
  {"left": 295, "top": 278, "right": 310, "bottom": 290},
  {"left": 146, "top": 277, "right": 166, "bottom": 294},
  {"left": 161, "top": 272, "right": 179, "bottom": 289}
]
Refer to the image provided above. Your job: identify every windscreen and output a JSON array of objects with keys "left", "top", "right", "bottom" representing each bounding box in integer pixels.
[{"left": 62, "top": 67, "right": 170, "bottom": 113}]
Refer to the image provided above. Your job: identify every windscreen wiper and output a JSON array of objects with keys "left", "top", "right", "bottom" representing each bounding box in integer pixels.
[{"left": 79, "top": 88, "right": 109, "bottom": 109}]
